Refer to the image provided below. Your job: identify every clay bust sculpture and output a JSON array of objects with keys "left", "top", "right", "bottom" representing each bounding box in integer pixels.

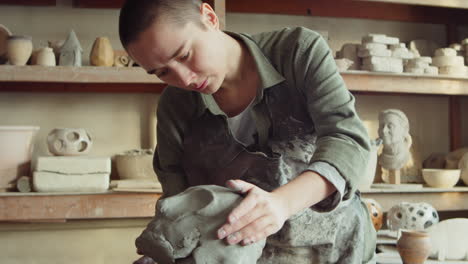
[
  {"left": 378, "top": 109, "right": 412, "bottom": 171},
  {"left": 136, "top": 185, "right": 266, "bottom": 264}
]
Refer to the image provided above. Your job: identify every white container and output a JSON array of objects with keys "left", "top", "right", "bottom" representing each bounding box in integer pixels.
[
  {"left": 6, "top": 35, "right": 33, "bottom": 66},
  {"left": 0, "top": 126, "right": 40, "bottom": 189},
  {"left": 35, "top": 47, "right": 56, "bottom": 66},
  {"left": 422, "top": 168, "right": 460, "bottom": 188}
]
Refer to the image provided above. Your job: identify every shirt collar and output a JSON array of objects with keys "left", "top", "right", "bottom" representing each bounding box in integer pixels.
[{"left": 201, "top": 31, "right": 285, "bottom": 116}]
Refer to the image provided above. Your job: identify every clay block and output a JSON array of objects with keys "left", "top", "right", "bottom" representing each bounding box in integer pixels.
[
  {"left": 33, "top": 171, "right": 110, "bottom": 192},
  {"left": 363, "top": 56, "right": 402, "bottom": 66},
  {"left": 404, "top": 66, "right": 424, "bottom": 74},
  {"left": 389, "top": 43, "right": 406, "bottom": 50},
  {"left": 462, "top": 38, "right": 468, "bottom": 45},
  {"left": 334, "top": 58, "right": 354, "bottom": 71},
  {"left": 449, "top": 43, "right": 462, "bottom": 51},
  {"left": 424, "top": 66, "right": 439, "bottom": 75},
  {"left": 358, "top": 43, "right": 387, "bottom": 52},
  {"left": 362, "top": 34, "right": 399, "bottom": 45},
  {"left": 358, "top": 48, "right": 391, "bottom": 58},
  {"left": 392, "top": 47, "right": 414, "bottom": 59},
  {"left": 361, "top": 58, "right": 403, "bottom": 73},
  {"left": 36, "top": 156, "right": 111, "bottom": 174},
  {"left": 432, "top": 56, "right": 465, "bottom": 67},
  {"left": 439, "top": 65, "right": 467, "bottom": 76},
  {"left": 413, "top": 57, "right": 432, "bottom": 64},
  {"left": 434, "top": 48, "right": 457, "bottom": 57},
  {"left": 405, "top": 59, "right": 430, "bottom": 69},
  {"left": 338, "top": 43, "right": 360, "bottom": 70}
]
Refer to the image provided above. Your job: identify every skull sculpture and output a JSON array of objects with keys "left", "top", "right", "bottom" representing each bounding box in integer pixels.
[
  {"left": 135, "top": 185, "right": 266, "bottom": 264},
  {"left": 363, "top": 198, "right": 383, "bottom": 231},
  {"left": 387, "top": 202, "right": 439, "bottom": 231},
  {"left": 47, "top": 128, "right": 92, "bottom": 156}
]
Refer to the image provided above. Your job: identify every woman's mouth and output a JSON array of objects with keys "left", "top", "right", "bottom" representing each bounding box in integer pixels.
[{"left": 195, "top": 79, "right": 208, "bottom": 91}]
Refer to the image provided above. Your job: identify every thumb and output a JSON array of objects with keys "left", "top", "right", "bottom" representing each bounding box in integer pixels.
[{"left": 226, "top": 179, "right": 255, "bottom": 194}]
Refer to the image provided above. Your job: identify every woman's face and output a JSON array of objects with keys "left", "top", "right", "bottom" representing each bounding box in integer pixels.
[
  {"left": 126, "top": 5, "right": 227, "bottom": 94},
  {"left": 378, "top": 113, "right": 406, "bottom": 145}
]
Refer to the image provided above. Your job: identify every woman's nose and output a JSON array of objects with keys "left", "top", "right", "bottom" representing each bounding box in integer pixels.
[{"left": 174, "top": 66, "right": 196, "bottom": 87}]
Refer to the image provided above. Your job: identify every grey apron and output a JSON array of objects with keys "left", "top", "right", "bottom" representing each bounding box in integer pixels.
[{"left": 181, "top": 82, "right": 376, "bottom": 264}]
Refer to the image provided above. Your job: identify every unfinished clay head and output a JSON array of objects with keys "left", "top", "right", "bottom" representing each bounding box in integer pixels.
[
  {"left": 378, "top": 109, "right": 412, "bottom": 170},
  {"left": 136, "top": 185, "right": 266, "bottom": 264}
]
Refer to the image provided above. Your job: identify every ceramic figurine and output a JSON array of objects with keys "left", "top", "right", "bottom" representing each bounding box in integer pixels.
[
  {"left": 90, "top": 37, "right": 114, "bottom": 66},
  {"left": 6, "top": 35, "right": 33, "bottom": 66},
  {"left": 136, "top": 185, "right": 266, "bottom": 264},
  {"left": 387, "top": 202, "right": 439, "bottom": 231},
  {"left": 397, "top": 230, "right": 431, "bottom": 264},
  {"left": 59, "top": 30, "right": 82, "bottom": 66},
  {"left": 35, "top": 47, "right": 56, "bottom": 66},
  {"left": 378, "top": 109, "right": 412, "bottom": 184},
  {"left": 47, "top": 128, "right": 92, "bottom": 156},
  {"left": 0, "top": 24, "right": 12, "bottom": 64}
]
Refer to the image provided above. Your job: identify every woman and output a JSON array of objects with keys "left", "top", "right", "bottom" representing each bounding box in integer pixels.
[{"left": 119, "top": 0, "right": 376, "bottom": 263}]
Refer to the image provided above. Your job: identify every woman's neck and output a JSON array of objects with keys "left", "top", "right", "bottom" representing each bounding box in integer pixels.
[{"left": 214, "top": 33, "right": 259, "bottom": 117}]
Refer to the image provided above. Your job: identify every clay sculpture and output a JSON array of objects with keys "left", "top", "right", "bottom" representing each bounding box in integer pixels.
[{"left": 135, "top": 185, "right": 266, "bottom": 264}]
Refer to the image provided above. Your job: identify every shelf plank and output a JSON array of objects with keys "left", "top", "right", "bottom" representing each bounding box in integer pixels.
[
  {"left": 227, "top": 0, "right": 468, "bottom": 24},
  {"left": 342, "top": 71, "right": 468, "bottom": 96},
  {"left": 358, "top": 0, "right": 468, "bottom": 10},
  {"left": 0, "top": 65, "right": 162, "bottom": 84},
  {"left": 0, "top": 0, "right": 55, "bottom": 6},
  {"left": 0, "top": 192, "right": 161, "bottom": 221}
]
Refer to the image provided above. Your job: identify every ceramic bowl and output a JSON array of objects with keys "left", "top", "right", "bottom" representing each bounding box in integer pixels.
[{"left": 422, "top": 169, "right": 460, "bottom": 188}]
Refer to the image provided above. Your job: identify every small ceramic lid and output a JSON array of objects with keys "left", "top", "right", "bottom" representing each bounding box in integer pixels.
[{"left": 0, "top": 24, "right": 12, "bottom": 59}]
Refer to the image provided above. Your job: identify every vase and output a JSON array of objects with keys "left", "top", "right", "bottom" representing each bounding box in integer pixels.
[
  {"left": 397, "top": 230, "right": 431, "bottom": 264},
  {"left": 35, "top": 47, "right": 56, "bottom": 66},
  {"left": 90, "top": 37, "right": 114, "bottom": 66},
  {"left": 47, "top": 128, "right": 93, "bottom": 156},
  {"left": 6, "top": 35, "right": 33, "bottom": 66}
]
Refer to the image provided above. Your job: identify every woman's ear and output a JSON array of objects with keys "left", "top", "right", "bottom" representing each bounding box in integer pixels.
[{"left": 199, "top": 3, "right": 219, "bottom": 30}]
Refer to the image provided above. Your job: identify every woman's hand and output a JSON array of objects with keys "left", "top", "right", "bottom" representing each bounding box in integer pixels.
[{"left": 217, "top": 179, "right": 290, "bottom": 246}]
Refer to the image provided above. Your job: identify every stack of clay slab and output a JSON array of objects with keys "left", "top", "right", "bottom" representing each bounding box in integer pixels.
[
  {"left": 33, "top": 156, "right": 111, "bottom": 192},
  {"left": 336, "top": 44, "right": 360, "bottom": 70},
  {"left": 359, "top": 34, "right": 412, "bottom": 73},
  {"left": 432, "top": 48, "right": 467, "bottom": 77},
  {"left": 404, "top": 57, "right": 438, "bottom": 75}
]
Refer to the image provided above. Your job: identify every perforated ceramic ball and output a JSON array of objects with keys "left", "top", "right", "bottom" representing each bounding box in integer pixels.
[
  {"left": 387, "top": 202, "right": 439, "bottom": 231},
  {"left": 363, "top": 198, "right": 383, "bottom": 231},
  {"left": 47, "top": 128, "right": 93, "bottom": 156}
]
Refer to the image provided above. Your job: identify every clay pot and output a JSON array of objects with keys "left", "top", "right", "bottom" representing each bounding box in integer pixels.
[
  {"left": 47, "top": 128, "right": 93, "bottom": 156},
  {"left": 0, "top": 24, "right": 12, "bottom": 64},
  {"left": 35, "top": 47, "right": 56, "bottom": 66},
  {"left": 397, "top": 230, "right": 431, "bottom": 264},
  {"left": 90, "top": 37, "right": 114, "bottom": 66},
  {"left": 6, "top": 35, "right": 33, "bottom": 65},
  {"left": 115, "top": 149, "right": 157, "bottom": 179}
]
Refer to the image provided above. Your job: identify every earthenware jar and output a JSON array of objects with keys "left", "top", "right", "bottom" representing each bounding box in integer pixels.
[
  {"left": 47, "top": 128, "right": 92, "bottom": 156},
  {"left": 36, "top": 47, "right": 56, "bottom": 66},
  {"left": 397, "top": 230, "right": 431, "bottom": 264},
  {"left": 90, "top": 37, "right": 114, "bottom": 66},
  {"left": 6, "top": 35, "right": 33, "bottom": 65},
  {"left": 0, "top": 24, "right": 12, "bottom": 64}
]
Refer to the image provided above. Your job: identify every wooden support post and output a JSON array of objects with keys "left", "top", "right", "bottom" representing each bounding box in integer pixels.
[
  {"left": 449, "top": 96, "right": 462, "bottom": 151},
  {"left": 388, "top": 169, "right": 401, "bottom": 184}
]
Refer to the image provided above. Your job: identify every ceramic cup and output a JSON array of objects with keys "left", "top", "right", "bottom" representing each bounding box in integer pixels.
[{"left": 6, "top": 35, "right": 33, "bottom": 66}]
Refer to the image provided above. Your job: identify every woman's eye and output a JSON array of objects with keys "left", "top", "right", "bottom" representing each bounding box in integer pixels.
[
  {"left": 157, "top": 69, "right": 168, "bottom": 78},
  {"left": 180, "top": 52, "right": 190, "bottom": 61}
]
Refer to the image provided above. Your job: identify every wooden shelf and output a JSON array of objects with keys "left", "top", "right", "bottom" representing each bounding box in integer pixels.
[
  {"left": 0, "top": 0, "right": 55, "bottom": 6},
  {"left": 342, "top": 71, "right": 468, "bottom": 96},
  {"left": 362, "top": 186, "right": 468, "bottom": 212},
  {"left": 2, "top": 66, "right": 468, "bottom": 95},
  {"left": 0, "top": 191, "right": 161, "bottom": 222},
  {"left": 0, "top": 65, "right": 166, "bottom": 93}
]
